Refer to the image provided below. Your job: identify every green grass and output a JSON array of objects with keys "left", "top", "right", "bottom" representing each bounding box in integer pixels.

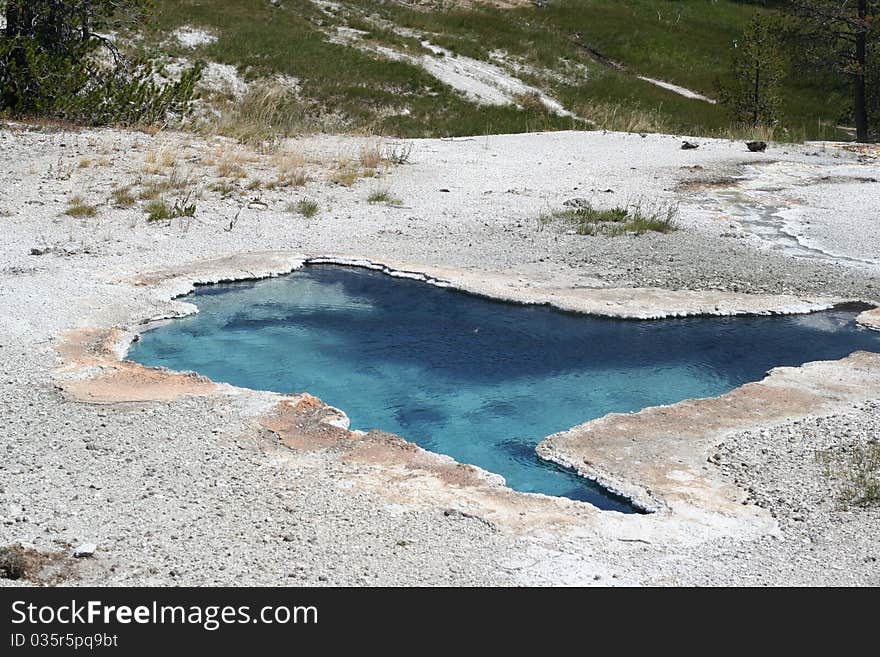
[
  {"left": 150, "top": 0, "right": 849, "bottom": 140},
  {"left": 110, "top": 186, "right": 137, "bottom": 208},
  {"left": 367, "top": 188, "right": 401, "bottom": 205},
  {"left": 64, "top": 196, "right": 97, "bottom": 218},
  {"left": 153, "top": 0, "right": 576, "bottom": 138},
  {"left": 291, "top": 198, "right": 319, "bottom": 218},
  {"left": 210, "top": 181, "right": 238, "bottom": 197},
  {"left": 144, "top": 196, "right": 196, "bottom": 222},
  {"left": 540, "top": 200, "right": 677, "bottom": 236},
  {"left": 144, "top": 200, "right": 173, "bottom": 222}
]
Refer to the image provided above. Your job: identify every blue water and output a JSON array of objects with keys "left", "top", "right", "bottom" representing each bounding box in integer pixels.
[{"left": 128, "top": 265, "right": 880, "bottom": 512}]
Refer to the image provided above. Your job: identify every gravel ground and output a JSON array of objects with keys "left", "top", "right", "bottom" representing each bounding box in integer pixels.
[
  {"left": 1, "top": 124, "right": 878, "bottom": 586},
  {"left": 637, "top": 403, "right": 880, "bottom": 586}
]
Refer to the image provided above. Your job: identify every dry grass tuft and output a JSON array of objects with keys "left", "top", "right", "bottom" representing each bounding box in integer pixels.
[
  {"left": 204, "top": 82, "right": 332, "bottom": 146},
  {"left": 513, "top": 91, "right": 550, "bottom": 114},
  {"left": 271, "top": 151, "right": 309, "bottom": 187},
  {"left": 143, "top": 148, "right": 178, "bottom": 174},
  {"left": 360, "top": 144, "right": 383, "bottom": 170},
  {"left": 204, "top": 146, "right": 254, "bottom": 180},
  {"left": 64, "top": 195, "right": 97, "bottom": 218},
  {"left": 110, "top": 186, "right": 136, "bottom": 208},
  {"left": 575, "top": 101, "right": 675, "bottom": 135}
]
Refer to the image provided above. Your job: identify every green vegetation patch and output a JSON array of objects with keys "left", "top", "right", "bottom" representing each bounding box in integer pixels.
[{"left": 541, "top": 200, "right": 677, "bottom": 236}]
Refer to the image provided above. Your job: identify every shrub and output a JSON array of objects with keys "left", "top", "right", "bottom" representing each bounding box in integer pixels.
[{"left": 0, "top": 1, "right": 202, "bottom": 125}]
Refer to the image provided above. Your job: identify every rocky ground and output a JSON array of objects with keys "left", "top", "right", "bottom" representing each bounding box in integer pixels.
[{"left": 1, "top": 123, "right": 878, "bottom": 585}]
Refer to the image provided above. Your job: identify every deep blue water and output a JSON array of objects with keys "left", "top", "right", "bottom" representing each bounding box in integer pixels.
[{"left": 128, "top": 265, "right": 880, "bottom": 512}]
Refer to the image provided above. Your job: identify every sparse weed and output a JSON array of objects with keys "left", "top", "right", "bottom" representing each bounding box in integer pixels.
[
  {"left": 540, "top": 200, "right": 677, "bottom": 236},
  {"left": 207, "top": 146, "right": 253, "bottom": 180},
  {"left": 367, "top": 188, "right": 402, "bottom": 205},
  {"left": 360, "top": 144, "right": 383, "bottom": 170},
  {"left": 382, "top": 142, "right": 414, "bottom": 165},
  {"left": 715, "top": 122, "right": 787, "bottom": 142},
  {"left": 575, "top": 101, "right": 675, "bottom": 135},
  {"left": 64, "top": 196, "right": 97, "bottom": 218},
  {"left": 172, "top": 195, "right": 197, "bottom": 219},
  {"left": 210, "top": 181, "right": 237, "bottom": 197},
  {"left": 816, "top": 442, "right": 880, "bottom": 507},
  {"left": 143, "top": 147, "right": 177, "bottom": 174},
  {"left": 270, "top": 151, "right": 309, "bottom": 188},
  {"left": 292, "top": 198, "right": 319, "bottom": 218},
  {"left": 144, "top": 200, "right": 172, "bottom": 222},
  {"left": 331, "top": 166, "right": 360, "bottom": 187},
  {"left": 138, "top": 168, "right": 196, "bottom": 200},
  {"left": 276, "top": 169, "right": 308, "bottom": 188},
  {"left": 145, "top": 195, "right": 196, "bottom": 223},
  {"left": 138, "top": 182, "right": 166, "bottom": 201},
  {"left": 111, "top": 186, "right": 136, "bottom": 208},
  {"left": 206, "top": 82, "right": 328, "bottom": 146},
  {"left": 513, "top": 91, "right": 550, "bottom": 114},
  {"left": 216, "top": 159, "right": 247, "bottom": 179}
]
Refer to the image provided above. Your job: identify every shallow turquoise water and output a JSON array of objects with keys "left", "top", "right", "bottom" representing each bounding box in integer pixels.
[{"left": 128, "top": 265, "right": 880, "bottom": 512}]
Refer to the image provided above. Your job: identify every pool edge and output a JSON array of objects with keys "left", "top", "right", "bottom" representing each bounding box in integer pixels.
[{"left": 50, "top": 250, "right": 880, "bottom": 543}]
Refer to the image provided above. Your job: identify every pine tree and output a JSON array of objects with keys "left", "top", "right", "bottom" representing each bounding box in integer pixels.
[
  {"left": 718, "top": 15, "right": 786, "bottom": 129},
  {"left": 791, "top": 0, "right": 879, "bottom": 142}
]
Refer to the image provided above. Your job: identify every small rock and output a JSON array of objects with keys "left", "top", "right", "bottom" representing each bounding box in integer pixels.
[
  {"left": 563, "top": 197, "right": 591, "bottom": 209},
  {"left": 72, "top": 543, "right": 96, "bottom": 558},
  {"left": 681, "top": 141, "right": 699, "bottom": 150},
  {"left": 747, "top": 140, "right": 768, "bottom": 152}
]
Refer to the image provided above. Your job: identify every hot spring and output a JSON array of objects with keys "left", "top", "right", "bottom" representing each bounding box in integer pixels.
[{"left": 128, "top": 265, "right": 880, "bottom": 512}]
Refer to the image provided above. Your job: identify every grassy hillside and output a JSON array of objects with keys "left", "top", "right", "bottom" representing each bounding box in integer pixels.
[{"left": 150, "top": 0, "right": 848, "bottom": 140}]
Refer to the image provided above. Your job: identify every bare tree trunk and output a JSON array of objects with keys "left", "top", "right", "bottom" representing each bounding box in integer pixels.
[
  {"left": 753, "top": 63, "right": 761, "bottom": 127},
  {"left": 855, "top": 0, "right": 870, "bottom": 142}
]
